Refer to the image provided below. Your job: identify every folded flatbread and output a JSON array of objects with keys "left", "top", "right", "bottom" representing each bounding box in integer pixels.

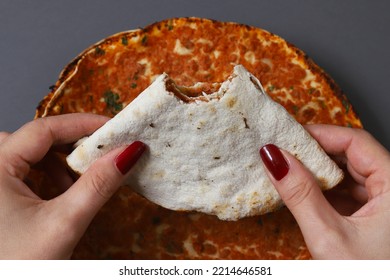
[{"left": 67, "top": 65, "right": 343, "bottom": 221}]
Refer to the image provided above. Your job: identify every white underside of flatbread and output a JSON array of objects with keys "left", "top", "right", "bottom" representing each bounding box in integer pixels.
[{"left": 67, "top": 65, "right": 343, "bottom": 221}]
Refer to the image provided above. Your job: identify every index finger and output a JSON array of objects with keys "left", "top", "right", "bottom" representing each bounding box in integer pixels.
[
  {"left": 305, "top": 124, "right": 390, "bottom": 196},
  {"left": 305, "top": 125, "right": 390, "bottom": 167},
  {"left": 0, "top": 113, "right": 109, "bottom": 179}
]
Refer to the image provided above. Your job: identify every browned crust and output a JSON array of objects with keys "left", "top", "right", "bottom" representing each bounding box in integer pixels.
[
  {"left": 286, "top": 41, "right": 361, "bottom": 126},
  {"left": 35, "top": 17, "right": 361, "bottom": 127},
  {"left": 35, "top": 28, "right": 141, "bottom": 117}
]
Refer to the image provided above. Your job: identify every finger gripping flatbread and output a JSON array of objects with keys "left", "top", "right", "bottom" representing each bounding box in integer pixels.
[{"left": 67, "top": 65, "right": 343, "bottom": 220}]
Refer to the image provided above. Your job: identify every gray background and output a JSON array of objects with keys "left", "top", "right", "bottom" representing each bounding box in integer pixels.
[{"left": 0, "top": 0, "right": 389, "bottom": 149}]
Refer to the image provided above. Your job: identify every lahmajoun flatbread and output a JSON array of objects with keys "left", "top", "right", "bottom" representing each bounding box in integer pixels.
[
  {"left": 34, "top": 18, "right": 363, "bottom": 259},
  {"left": 67, "top": 65, "right": 343, "bottom": 221}
]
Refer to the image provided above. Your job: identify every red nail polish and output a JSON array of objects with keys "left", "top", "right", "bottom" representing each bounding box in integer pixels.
[
  {"left": 260, "top": 144, "right": 289, "bottom": 181},
  {"left": 115, "top": 141, "right": 146, "bottom": 174}
]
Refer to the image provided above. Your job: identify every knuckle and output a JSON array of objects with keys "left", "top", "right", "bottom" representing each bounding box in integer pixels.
[
  {"left": 37, "top": 117, "right": 55, "bottom": 131},
  {"left": 354, "top": 127, "right": 370, "bottom": 137},
  {"left": 1, "top": 152, "right": 30, "bottom": 179},
  {"left": 24, "top": 118, "right": 44, "bottom": 131},
  {"left": 87, "top": 171, "right": 116, "bottom": 200},
  {"left": 283, "top": 179, "right": 313, "bottom": 208},
  {"left": 22, "top": 118, "right": 53, "bottom": 143},
  {"left": 354, "top": 128, "right": 377, "bottom": 145}
]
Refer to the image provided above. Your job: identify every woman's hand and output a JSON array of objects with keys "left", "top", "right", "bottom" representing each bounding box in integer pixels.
[
  {"left": 260, "top": 125, "right": 390, "bottom": 259},
  {"left": 0, "top": 114, "right": 145, "bottom": 259}
]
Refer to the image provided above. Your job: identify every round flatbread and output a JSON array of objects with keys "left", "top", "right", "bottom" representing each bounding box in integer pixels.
[{"left": 35, "top": 17, "right": 362, "bottom": 259}]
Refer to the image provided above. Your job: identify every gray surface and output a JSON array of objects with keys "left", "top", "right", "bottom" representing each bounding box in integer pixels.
[{"left": 0, "top": 0, "right": 389, "bottom": 149}]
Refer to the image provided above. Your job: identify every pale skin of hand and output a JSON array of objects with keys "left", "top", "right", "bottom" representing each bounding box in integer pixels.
[
  {"left": 0, "top": 114, "right": 134, "bottom": 259},
  {"left": 263, "top": 125, "right": 390, "bottom": 259},
  {"left": 2, "top": 115, "right": 389, "bottom": 260}
]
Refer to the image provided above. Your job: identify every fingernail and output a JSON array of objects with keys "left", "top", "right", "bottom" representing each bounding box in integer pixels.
[
  {"left": 115, "top": 141, "right": 146, "bottom": 175},
  {"left": 260, "top": 144, "right": 289, "bottom": 181}
]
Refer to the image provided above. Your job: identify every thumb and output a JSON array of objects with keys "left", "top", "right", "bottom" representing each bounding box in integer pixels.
[
  {"left": 60, "top": 141, "right": 146, "bottom": 224},
  {"left": 260, "top": 144, "right": 341, "bottom": 240}
]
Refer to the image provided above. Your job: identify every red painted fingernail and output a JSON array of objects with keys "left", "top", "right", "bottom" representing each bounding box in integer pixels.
[
  {"left": 115, "top": 141, "right": 146, "bottom": 175},
  {"left": 260, "top": 144, "right": 289, "bottom": 181}
]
